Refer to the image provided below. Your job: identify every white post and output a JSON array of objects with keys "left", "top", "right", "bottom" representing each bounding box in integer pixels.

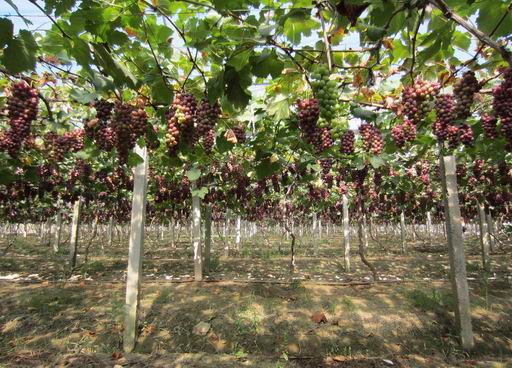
[
  {"left": 235, "top": 215, "right": 241, "bottom": 249},
  {"left": 477, "top": 202, "right": 490, "bottom": 271},
  {"left": 53, "top": 210, "right": 62, "bottom": 253},
  {"left": 69, "top": 199, "right": 81, "bottom": 268},
  {"left": 362, "top": 214, "right": 369, "bottom": 249},
  {"left": 170, "top": 218, "right": 175, "bottom": 247},
  {"left": 427, "top": 211, "right": 432, "bottom": 245},
  {"left": 123, "top": 146, "right": 149, "bottom": 353},
  {"left": 108, "top": 216, "right": 114, "bottom": 248},
  {"left": 342, "top": 194, "right": 350, "bottom": 271},
  {"left": 204, "top": 204, "right": 212, "bottom": 274},
  {"left": 440, "top": 155, "right": 474, "bottom": 351},
  {"left": 400, "top": 211, "right": 406, "bottom": 253},
  {"left": 192, "top": 184, "right": 202, "bottom": 281},
  {"left": 486, "top": 212, "right": 495, "bottom": 253}
]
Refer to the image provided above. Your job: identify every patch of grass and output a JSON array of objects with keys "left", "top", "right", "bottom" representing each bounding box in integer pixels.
[
  {"left": 18, "top": 287, "right": 82, "bottom": 315},
  {"left": 81, "top": 260, "right": 107, "bottom": 275},
  {"left": 466, "top": 261, "right": 481, "bottom": 273},
  {"left": 340, "top": 296, "right": 356, "bottom": 312},
  {"left": 208, "top": 257, "right": 221, "bottom": 272},
  {"left": 406, "top": 288, "right": 444, "bottom": 313}
]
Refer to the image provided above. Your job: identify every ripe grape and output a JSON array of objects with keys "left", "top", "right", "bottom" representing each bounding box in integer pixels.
[
  {"left": 482, "top": 114, "right": 497, "bottom": 139},
  {"left": 453, "top": 71, "right": 481, "bottom": 120},
  {"left": 340, "top": 130, "right": 355, "bottom": 154},
  {"left": 401, "top": 79, "right": 439, "bottom": 124}
]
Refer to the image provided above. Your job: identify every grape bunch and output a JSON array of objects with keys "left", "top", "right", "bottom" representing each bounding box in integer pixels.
[
  {"left": 319, "top": 127, "right": 333, "bottom": 151},
  {"left": 482, "top": 114, "right": 497, "bottom": 139},
  {"left": 433, "top": 94, "right": 455, "bottom": 142},
  {"left": 359, "top": 123, "right": 384, "bottom": 155},
  {"left": 112, "top": 103, "right": 136, "bottom": 164},
  {"left": 311, "top": 64, "right": 338, "bottom": 122},
  {"left": 95, "top": 100, "right": 114, "bottom": 121},
  {"left": 401, "top": 79, "right": 440, "bottom": 124},
  {"left": 96, "top": 121, "right": 115, "bottom": 151},
  {"left": 0, "top": 81, "right": 39, "bottom": 157},
  {"left": 459, "top": 123, "right": 473, "bottom": 146},
  {"left": 232, "top": 124, "right": 246, "bottom": 144},
  {"left": 195, "top": 98, "right": 221, "bottom": 154},
  {"left": 297, "top": 98, "right": 321, "bottom": 150},
  {"left": 43, "top": 132, "right": 73, "bottom": 161},
  {"left": 391, "top": 119, "right": 416, "bottom": 147},
  {"left": 491, "top": 68, "right": 512, "bottom": 143},
  {"left": 340, "top": 130, "right": 355, "bottom": 154},
  {"left": 165, "top": 93, "right": 197, "bottom": 155},
  {"left": 446, "top": 125, "right": 459, "bottom": 149},
  {"left": 453, "top": 71, "right": 481, "bottom": 120},
  {"left": 271, "top": 174, "right": 280, "bottom": 193}
]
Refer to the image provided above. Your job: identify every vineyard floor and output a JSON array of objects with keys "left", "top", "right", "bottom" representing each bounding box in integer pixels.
[{"left": 0, "top": 235, "right": 511, "bottom": 367}]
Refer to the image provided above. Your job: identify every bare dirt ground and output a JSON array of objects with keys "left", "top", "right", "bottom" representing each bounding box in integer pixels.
[{"left": 0, "top": 231, "right": 511, "bottom": 367}]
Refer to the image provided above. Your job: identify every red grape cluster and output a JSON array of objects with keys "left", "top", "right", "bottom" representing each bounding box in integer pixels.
[
  {"left": 459, "top": 123, "right": 473, "bottom": 146},
  {"left": 195, "top": 98, "right": 221, "bottom": 153},
  {"left": 401, "top": 79, "right": 440, "bottom": 124},
  {"left": 271, "top": 174, "right": 280, "bottom": 193},
  {"left": 63, "top": 129, "right": 85, "bottom": 152},
  {"left": 391, "top": 119, "right": 416, "bottom": 147},
  {"left": 69, "top": 159, "right": 92, "bottom": 184},
  {"left": 482, "top": 114, "right": 497, "bottom": 139},
  {"left": 95, "top": 120, "right": 115, "bottom": 151},
  {"left": 0, "top": 81, "right": 39, "bottom": 157},
  {"left": 166, "top": 93, "right": 197, "bottom": 155},
  {"left": 415, "top": 160, "right": 430, "bottom": 185},
  {"left": 319, "top": 127, "right": 333, "bottom": 151},
  {"left": 433, "top": 94, "right": 455, "bottom": 142},
  {"left": 492, "top": 68, "right": 512, "bottom": 142},
  {"left": 359, "top": 123, "right": 384, "bottom": 155},
  {"left": 232, "top": 124, "right": 246, "bottom": 144},
  {"left": 446, "top": 125, "right": 459, "bottom": 149},
  {"left": 43, "top": 132, "right": 71, "bottom": 161},
  {"left": 297, "top": 98, "right": 323, "bottom": 152},
  {"left": 112, "top": 103, "right": 135, "bottom": 163},
  {"left": 95, "top": 100, "right": 114, "bottom": 121},
  {"left": 453, "top": 71, "right": 481, "bottom": 120},
  {"left": 340, "top": 130, "right": 355, "bottom": 154}
]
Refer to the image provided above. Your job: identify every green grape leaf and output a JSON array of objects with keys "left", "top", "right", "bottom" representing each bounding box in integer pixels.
[
  {"left": 187, "top": 167, "right": 202, "bottom": 181},
  {"left": 1, "top": 30, "right": 38, "bottom": 74},
  {"left": 256, "top": 158, "right": 281, "bottom": 179},
  {"left": 351, "top": 107, "right": 377, "bottom": 121},
  {"left": 191, "top": 186, "right": 209, "bottom": 199},
  {"left": 250, "top": 51, "right": 284, "bottom": 78},
  {"left": 0, "top": 18, "right": 14, "bottom": 48}
]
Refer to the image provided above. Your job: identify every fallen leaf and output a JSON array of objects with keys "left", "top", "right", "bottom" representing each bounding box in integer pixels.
[{"left": 311, "top": 311, "right": 327, "bottom": 324}]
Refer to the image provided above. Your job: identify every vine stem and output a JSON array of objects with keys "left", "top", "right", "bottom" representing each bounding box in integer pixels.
[
  {"left": 430, "top": 0, "right": 512, "bottom": 65},
  {"left": 318, "top": 5, "right": 333, "bottom": 71}
]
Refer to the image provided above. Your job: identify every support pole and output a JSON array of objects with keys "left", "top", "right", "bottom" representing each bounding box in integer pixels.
[
  {"left": 427, "top": 211, "right": 433, "bottom": 245},
  {"left": 192, "top": 184, "right": 202, "bottom": 281},
  {"left": 400, "top": 211, "right": 406, "bottom": 253},
  {"left": 235, "top": 215, "right": 241, "bottom": 250},
  {"left": 123, "top": 146, "right": 149, "bottom": 353},
  {"left": 69, "top": 199, "right": 81, "bottom": 268},
  {"left": 108, "top": 216, "right": 114, "bottom": 248},
  {"left": 342, "top": 194, "right": 350, "bottom": 271},
  {"left": 477, "top": 202, "right": 490, "bottom": 271},
  {"left": 362, "top": 214, "right": 369, "bottom": 250},
  {"left": 53, "top": 210, "right": 62, "bottom": 253},
  {"left": 486, "top": 212, "right": 495, "bottom": 253},
  {"left": 440, "top": 155, "right": 474, "bottom": 351},
  {"left": 204, "top": 204, "right": 212, "bottom": 275}
]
